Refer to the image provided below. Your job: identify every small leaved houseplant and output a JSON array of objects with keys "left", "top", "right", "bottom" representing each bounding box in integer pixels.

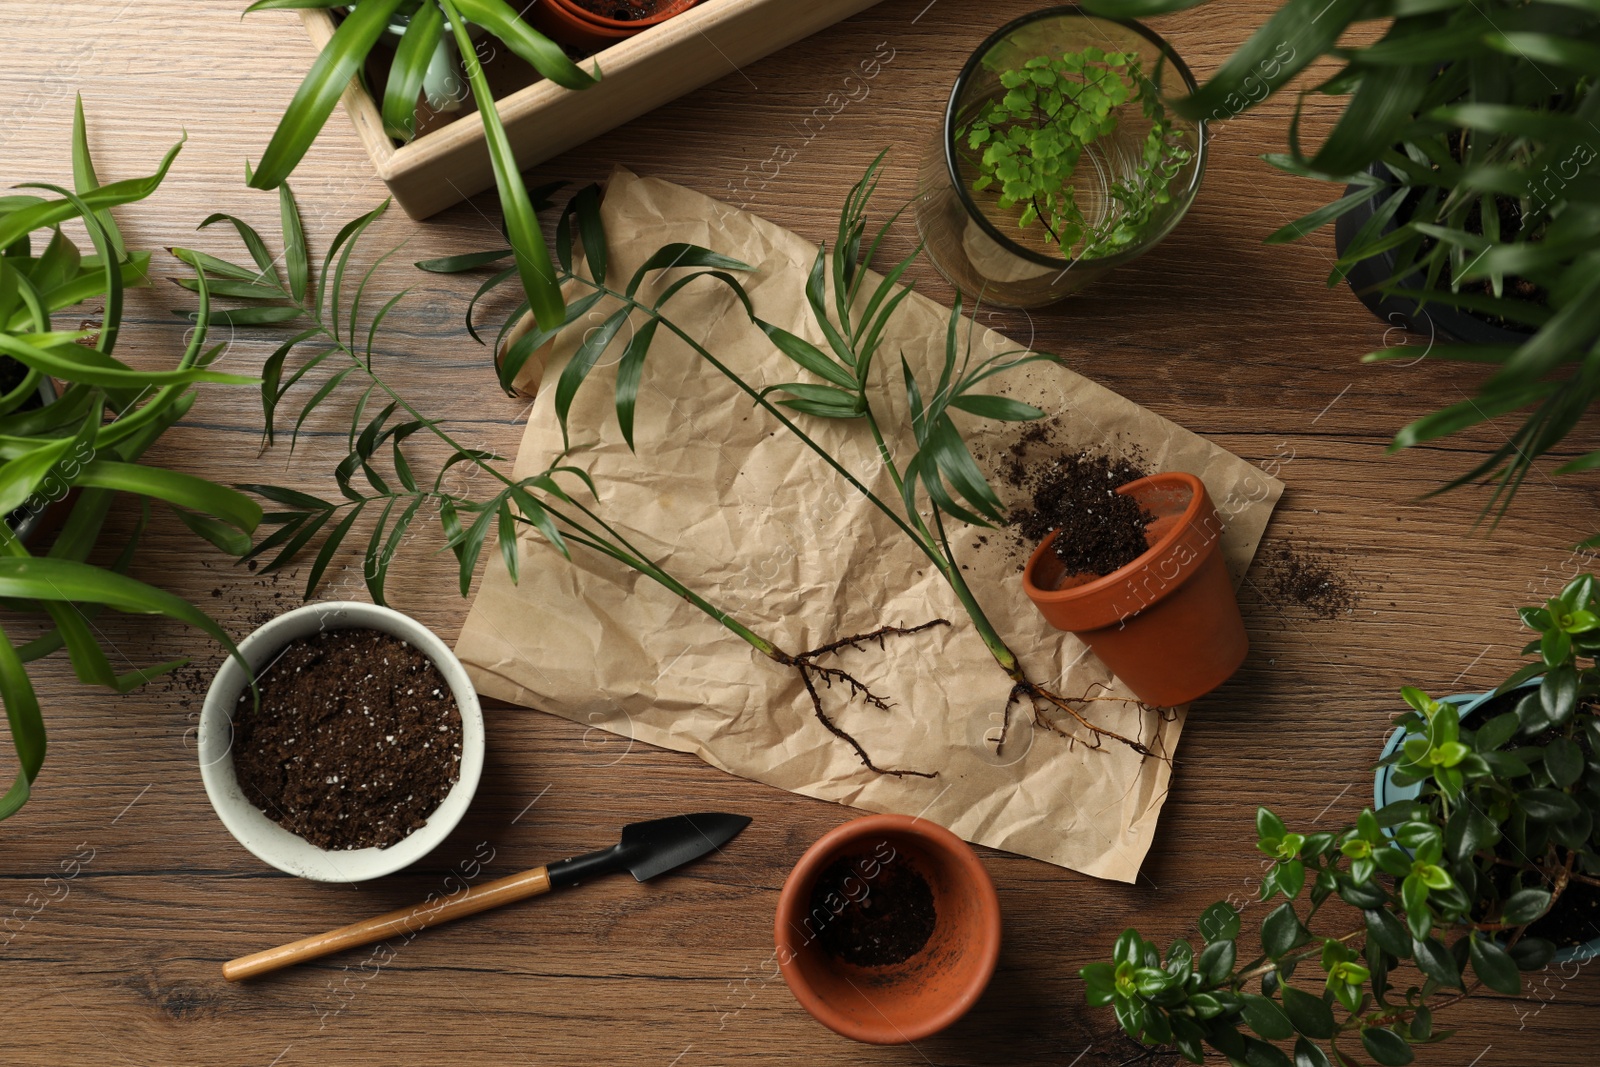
[
  {"left": 915, "top": 7, "right": 1205, "bottom": 307},
  {"left": 1082, "top": 572, "right": 1600, "bottom": 1066},
  {"left": 959, "top": 44, "right": 1194, "bottom": 260},
  {"left": 0, "top": 103, "right": 260, "bottom": 819}
]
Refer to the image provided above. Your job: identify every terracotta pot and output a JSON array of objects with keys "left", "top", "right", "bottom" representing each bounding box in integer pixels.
[
  {"left": 774, "top": 814, "right": 1000, "bottom": 1044},
  {"left": 1021, "top": 471, "right": 1246, "bottom": 707},
  {"left": 528, "top": 0, "right": 701, "bottom": 52}
]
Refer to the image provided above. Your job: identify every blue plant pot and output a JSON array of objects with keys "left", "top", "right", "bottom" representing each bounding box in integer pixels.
[{"left": 1373, "top": 680, "right": 1600, "bottom": 964}]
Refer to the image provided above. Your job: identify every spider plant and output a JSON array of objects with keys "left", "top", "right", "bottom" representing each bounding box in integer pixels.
[
  {"left": 0, "top": 101, "right": 260, "bottom": 819},
  {"left": 1084, "top": 0, "right": 1600, "bottom": 536},
  {"left": 245, "top": 0, "right": 599, "bottom": 333}
]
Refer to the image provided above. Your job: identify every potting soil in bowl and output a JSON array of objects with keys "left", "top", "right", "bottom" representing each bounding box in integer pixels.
[{"left": 230, "top": 628, "right": 463, "bottom": 850}]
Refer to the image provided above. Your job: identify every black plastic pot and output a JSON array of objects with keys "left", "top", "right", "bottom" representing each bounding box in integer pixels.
[{"left": 1334, "top": 161, "right": 1534, "bottom": 346}]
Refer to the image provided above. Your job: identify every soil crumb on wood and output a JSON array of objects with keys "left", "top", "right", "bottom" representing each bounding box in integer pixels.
[
  {"left": 231, "top": 628, "right": 462, "bottom": 850},
  {"left": 811, "top": 852, "right": 937, "bottom": 967},
  {"left": 1260, "top": 543, "right": 1359, "bottom": 619}
]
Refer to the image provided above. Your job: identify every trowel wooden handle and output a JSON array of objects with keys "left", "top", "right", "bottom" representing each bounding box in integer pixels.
[{"left": 223, "top": 866, "right": 552, "bottom": 981}]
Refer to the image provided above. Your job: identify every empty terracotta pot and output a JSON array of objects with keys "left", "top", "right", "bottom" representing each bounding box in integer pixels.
[
  {"left": 529, "top": 0, "right": 701, "bottom": 52},
  {"left": 1021, "top": 471, "right": 1246, "bottom": 707},
  {"left": 775, "top": 814, "right": 1001, "bottom": 1044}
]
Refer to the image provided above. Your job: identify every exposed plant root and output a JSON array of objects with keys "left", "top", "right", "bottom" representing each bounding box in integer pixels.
[
  {"left": 998, "top": 675, "right": 1169, "bottom": 761},
  {"left": 775, "top": 620, "right": 950, "bottom": 778}
]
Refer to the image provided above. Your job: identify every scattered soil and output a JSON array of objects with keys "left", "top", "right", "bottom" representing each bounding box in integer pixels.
[
  {"left": 1259, "top": 543, "right": 1359, "bottom": 619},
  {"left": 571, "top": 0, "right": 677, "bottom": 19},
  {"left": 811, "top": 852, "right": 937, "bottom": 967},
  {"left": 230, "top": 628, "right": 462, "bottom": 850},
  {"left": 997, "top": 420, "right": 1152, "bottom": 577}
]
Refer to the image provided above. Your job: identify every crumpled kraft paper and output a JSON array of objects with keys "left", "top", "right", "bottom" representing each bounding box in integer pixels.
[{"left": 455, "top": 168, "right": 1283, "bottom": 882}]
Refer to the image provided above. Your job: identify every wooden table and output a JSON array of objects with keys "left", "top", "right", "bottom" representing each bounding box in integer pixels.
[{"left": 5, "top": 2, "right": 1598, "bottom": 1064}]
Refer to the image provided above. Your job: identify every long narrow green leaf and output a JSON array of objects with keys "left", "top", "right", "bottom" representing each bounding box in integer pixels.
[
  {"left": 0, "top": 622, "right": 46, "bottom": 820},
  {"left": 439, "top": 0, "right": 563, "bottom": 330},
  {"left": 451, "top": 0, "right": 597, "bottom": 90},
  {"left": 383, "top": 0, "right": 444, "bottom": 141},
  {"left": 249, "top": 0, "right": 407, "bottom": 189}
]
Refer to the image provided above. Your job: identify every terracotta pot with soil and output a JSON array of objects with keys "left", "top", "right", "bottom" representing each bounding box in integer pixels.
[
  {"left": 1021, "top": 471, "right": 1247, "bottom": 707},
  {"left": 198, "top": 602, "right": 485, "bottom": 882},
  {"left": 774, "top": 814, "right": 1001, "bottom": 1044},
  {"left": 529, "top": 0, "right": 701, "bottom": 52}
]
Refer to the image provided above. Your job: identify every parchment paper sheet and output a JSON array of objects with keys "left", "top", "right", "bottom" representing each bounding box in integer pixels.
[{"left": 455, "top": 169, "right": 1283, "bottom": 882}]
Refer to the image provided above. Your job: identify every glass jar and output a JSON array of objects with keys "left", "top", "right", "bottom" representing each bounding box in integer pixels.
[{"left": 915, "top": 7, "right": 1206, "bottom": 307}]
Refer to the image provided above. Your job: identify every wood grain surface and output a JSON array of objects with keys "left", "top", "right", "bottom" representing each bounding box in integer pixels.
[{"left": 4, "top": 2, "right": 1598, "bottom": 1065}]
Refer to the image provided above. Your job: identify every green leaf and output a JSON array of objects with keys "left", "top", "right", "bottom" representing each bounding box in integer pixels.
[
  {"left": 451, "top": 0, "right": 597, "bottom": 90},
  {"left": 1198, "top": 938, "right": 1236, "bottom": 987},
  {"left": 303, "top": 501, "right": 365, "bottom": 600},
  {"left": 553, "top": 305, "right": 630, "bottom": 444},
  {"left": 1501, "top": 887, "right": 1552, "bottom": 925},
  {"left": 1521, "top": 788, "right": 1581, "bottom": 822},
  {"left": 415, "top": 248, "right": 512, "bottom": 273},
  {"left": 1199, "top": 900, "right": 1242, "bottom": 942},
  {"left": 626, "top": 243, "right": 751, "bottom": 300},
  {"left": 0, "top": 621, "right": 46, "bottom": 819},
  {"left": 74, "top": 460, "right": 261, "bottom": 533},
  {"left": 1261, "top": 903, "right": 1308, "bottom": 958},
  {"left": 0, "top": 137, "right": 184, "bottom": 254},
  {"left": 1293, "top": 1036, "right": 1333, "bottom": 1067},
  {"left": 614, "top": 317, "right": 660, "bottom": 451},
  {"left": 381, "top": 0, "right": 444, "bottom": 141},
  {"left": 280, "top": 184, "right": 309, "bottom": 303},
  {"left": 1240, "top": 993, "right": 1294, "bottom": 1041},
  {"left": 947, "top": 393, "right": 1045, "bottom": 421},
  {"left": 1364, "top": 908, "right": 1410, "bottom": 959},
  {"left": 1542, "top": 666, "right": 1579, "bottom": 724},
  {"left": 1468, "top": 935, "right": 1521, "bottom": 995},
  {"left": 757, "top": 320, "right": 857, "bottom": 389},
  {"left": 1545, "top": 736, "right": 1584, "bottom": 787},
  {"left": 437, "top": 0, "right": 562, "bottom": 331},
  {"left": 1401, "top": 873, "right": 1432, "bottom": 940},
  {"left": 1361, "top": 1027, "right": 1414, "bottom": 1066},
  {"left": 1411, "top": 936, "right": 1461, "bottom": 989},
  {"left": 249, "top": 0, "right": 407, "bottom": 189},
  {"left": 1279, "top": 983, "right": 1335, "bottom": 1040}
]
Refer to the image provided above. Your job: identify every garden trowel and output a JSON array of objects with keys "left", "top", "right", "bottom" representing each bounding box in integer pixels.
[{"left": 223, "top": 812, "right": 752, "bottom": 980}]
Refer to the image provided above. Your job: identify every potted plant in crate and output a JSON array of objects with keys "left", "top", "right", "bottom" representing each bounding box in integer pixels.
[
  {"left": 1081, "top": 572, "right": 1600, "bottom": 1065},
  {"left": 1083, "top": 0, "right": 1600, "bottom": 536},
  {"left": 0, "top": 103, "right": 263, "bottom": 818}
]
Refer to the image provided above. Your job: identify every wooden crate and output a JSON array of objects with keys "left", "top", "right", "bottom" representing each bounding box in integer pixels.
[{"left": 303, "top": 0, "right": 885, "bottom": 219}]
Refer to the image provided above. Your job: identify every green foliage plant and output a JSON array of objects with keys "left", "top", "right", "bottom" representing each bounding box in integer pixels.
[
  {"left": 959, "top": 46, "right": 1194, "bottom": 258},
  {"left": 0, "top": 101, "right": 261, "bottom": 819},
  {"left": 192, "top": 154, "right": 1160, "bottom": 774},
  {"left": 1084, "top": 0, "right": 1600, "bottom": 536},
  {"left": 1083, "top": 572, "right": 1600, "bottom": 1066},
  {"left": 246, "top": 0, "right": 601, "bottom": 335}
]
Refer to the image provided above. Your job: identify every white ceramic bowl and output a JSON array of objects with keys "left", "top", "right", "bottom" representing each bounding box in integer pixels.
[{"left": 198, "top": 602, "right": 485, "bottom": 882}]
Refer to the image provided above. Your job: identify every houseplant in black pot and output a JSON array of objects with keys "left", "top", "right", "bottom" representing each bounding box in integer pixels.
[
  {"left": 1081, "top": 572, "right": 1600, "bottom": 1064},
  {"left": 1082, "top": 0, "right": 1600, "bottom": 532}
]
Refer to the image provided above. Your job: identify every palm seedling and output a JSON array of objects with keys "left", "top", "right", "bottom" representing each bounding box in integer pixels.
[
  {"left": 187, "top": 157, "right": 1160, "bottom": 775},
  {"left": 429, "top": 153, "right": 1165, "bottom": 758},
  {"left": 0, "top": 102, "right": 262, "bottom": 818}
]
